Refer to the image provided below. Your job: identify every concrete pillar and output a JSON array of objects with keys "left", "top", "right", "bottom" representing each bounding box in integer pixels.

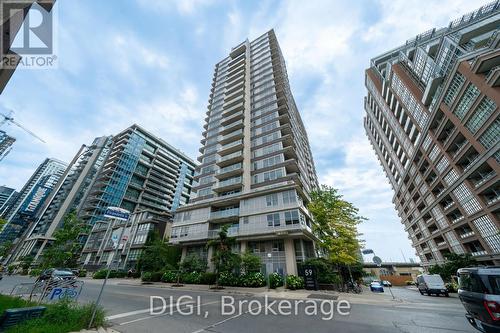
[
  {"left": 181, "top": 247, "right": 187, "bottom": 262},
  {"left": 284, "top": 238, "right": 297, "bottom": 276},
  {"left": 207, "top": 246, "right": 214, "bottom": 272},
  {"left": 240, "top": 241, "right": 247, "bottom": 253}
]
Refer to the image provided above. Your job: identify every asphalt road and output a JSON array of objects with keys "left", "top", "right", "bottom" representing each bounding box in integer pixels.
[{"left": 0, "top": 276, "right": 476, "bottom": 333}]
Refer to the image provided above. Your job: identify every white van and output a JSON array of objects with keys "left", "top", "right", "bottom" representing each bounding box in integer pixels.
[{"left": 416, "top": 274, "right": 448, "bottom": 297}]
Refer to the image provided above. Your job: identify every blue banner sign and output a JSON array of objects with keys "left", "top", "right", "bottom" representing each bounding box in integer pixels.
[{"left": 104, "top": 207, "right": 130, "bottom": 221}]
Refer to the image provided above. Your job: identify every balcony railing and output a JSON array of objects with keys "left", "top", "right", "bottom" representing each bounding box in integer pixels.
[
  {"left": 460, "top": 231, "right": 475, "bottom": 238},
  {"left": 471, "top": 250, "right": 487, "bottom": 256},
  {"left": 216, "top": 163, "right": 242, "bottom": 175},
  {"left": 210, "top": 208, "right": 239, "bottom": 220}
]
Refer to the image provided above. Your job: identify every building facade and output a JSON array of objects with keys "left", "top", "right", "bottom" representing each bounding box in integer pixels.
[
  {"left": 79, "top": 125, "right": 196, "bottom": 262},
  {"left": 11, "top": 136, "right": 113, "bottom": 262},
  {"left": 0, "top": 186, "right": 18, "bottom": 217},
  {"left": 0, "top": 130, "right": 15, "bottom": 162},
  {"left": 364, "top": 3, "right": 500, "bottom": 266},
  {"left": 171, "top": 30, "right": 319, "bottom": 276},
  {"left": 0, "top": 158, "right": 66, "bottom": 244},
  {"left": 81, "top": 209, "right": 172, "bottom": 270}
]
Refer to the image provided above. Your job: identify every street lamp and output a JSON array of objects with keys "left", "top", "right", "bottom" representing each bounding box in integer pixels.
[{"left": 88, "top": 207, "right": 130, "bottom": 329}]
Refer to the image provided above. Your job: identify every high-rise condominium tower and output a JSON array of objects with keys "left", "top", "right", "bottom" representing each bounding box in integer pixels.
[
  {"left": 364, "top": 3, "right": 500, "bottom": 266},
  {"left": 11, "top": 136, "right": 113, "bottom": 262},
  {"left": 171, "top": 30, "right": 318, "bottom": 276},
  {"left": 0, "top": 158, "right": 67, "bottom": 244},
  {"left": 80, "top": 124, "right": 196, "bottom": 266},
  {"left": 0, "top": 131, "right": 15, "bottom": 162}
]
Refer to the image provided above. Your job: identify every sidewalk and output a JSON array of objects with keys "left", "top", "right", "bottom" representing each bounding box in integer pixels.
[{"left": 83, "top": 278, "right": 403, "bottom": 304}]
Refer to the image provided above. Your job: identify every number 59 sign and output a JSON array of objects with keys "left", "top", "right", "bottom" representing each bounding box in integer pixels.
[{"left": 301, "top": 265, "right": 318, "bottom": 290}]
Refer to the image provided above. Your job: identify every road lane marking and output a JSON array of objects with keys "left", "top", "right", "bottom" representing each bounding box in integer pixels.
[
  {"left": 190, "top": 303, "right": 262, "bottom": 333},
  {"left": 106, "top": 301, "right": 194, "bottom": 320},
  {"left": 118, "top": 300, "right": 221, "bottom": 325}
]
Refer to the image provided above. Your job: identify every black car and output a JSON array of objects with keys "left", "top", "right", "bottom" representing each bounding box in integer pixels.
[{"left": 458, "top": 267, "right": 500, "bottom": 333}]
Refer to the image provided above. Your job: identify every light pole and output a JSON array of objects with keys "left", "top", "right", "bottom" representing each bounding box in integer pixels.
[{"left": 88, "top": 207, "right": 130, "bottom": 329}]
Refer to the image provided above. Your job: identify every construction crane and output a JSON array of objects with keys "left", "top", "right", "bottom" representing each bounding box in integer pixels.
[{"left": 0, "top": 110, "right": 46, "bottom": 143}]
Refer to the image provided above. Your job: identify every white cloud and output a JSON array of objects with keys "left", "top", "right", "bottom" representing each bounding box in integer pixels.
[{"left": 136, "top": 0, "right": 215, "bottom": 15}]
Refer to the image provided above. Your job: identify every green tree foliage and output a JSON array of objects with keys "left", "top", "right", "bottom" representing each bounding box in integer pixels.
[
  {"left": 428, "top": 253, "right": 477, "bottom": 282},
  {"left": 207, "top": 224, "right": 240, "bottom": 287},
  {"left": 240, "top": 250, "right": 261, "bottom": 273},
  {"left": 137, "top": 231, "right": 181, "bottom": 272},
  {"left": 179, "top": 253, "right": 207, "bottom": 273},
  {"left": 0, "top": 240, "right": 13, "bottom": 259},
  {"left": 40, "top": 211, "right": 89, "bottom": 269},
  {"left": 308, "top": 185, "right": 365, "bottom": 265}
]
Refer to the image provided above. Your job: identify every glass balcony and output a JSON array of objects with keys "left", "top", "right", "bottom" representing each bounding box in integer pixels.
[{"left": 209, "top": 207, "right": 239, "bottom": 220}]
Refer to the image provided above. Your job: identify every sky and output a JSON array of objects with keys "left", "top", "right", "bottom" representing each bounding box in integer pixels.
[{"left": 0, "top": 0, "right": 491, "bottom": 262}]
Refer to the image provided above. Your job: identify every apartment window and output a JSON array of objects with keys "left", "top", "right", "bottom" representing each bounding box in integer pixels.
[
  {"left": 267, "top": 213, "right": 280, "bottom": 226},
  {"left": 197, "top": 187, "right": 212, "bottom": 197},
  {"left": 453, "top": 83, "right": 480, "bottom": 121},
  {"left": 137, "top": 223, "right": 151, "bottom": 231},
  {"left": 452, "top": 183, "right": 482, "bottom": 215},
  {"left": 443, "top": 73, "right": 465, "bottom": 106},
  {"left": 134, "top": 233, "right": 147, "bottom": 244},
  {"left": 284, "top": 210, "right": 299, "bottom": 225},
  {"left": 266, "top": 193, "right": 278, "bottom": 206},
  {"left": 128, "top": 249, "right": 141, "bottom": 261},
  {"left": 479, "top": 119, "right": 500, "bottom": 149},
  {"left": 465, "top": 97, "right": 496, "bottom": 134},
  {"left": 472, "top": 215, "right": 500, "bottom": 252},
  {"left": 264, "top": 168, "right": 283, "bottom": 181},
  {"left": 282, "top": 190, "right": 296, "bottom": 204}
]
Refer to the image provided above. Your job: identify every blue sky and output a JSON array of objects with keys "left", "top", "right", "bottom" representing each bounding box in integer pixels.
[{"left": 0, "top": 0, "right": 489, "bottom": 262}]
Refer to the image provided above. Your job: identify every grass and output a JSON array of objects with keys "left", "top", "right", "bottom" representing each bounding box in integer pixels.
[{"left": 0, "top": 294, "right": 106, "bottom": 333}]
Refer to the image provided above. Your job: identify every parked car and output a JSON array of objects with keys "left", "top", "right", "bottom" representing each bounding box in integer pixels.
[
  {"left": 382, "top": 280, "right": 392, "bottom": 287},
  {"left": 36, "top": 268, "right": 77, "bottom": 283},
  {"left": 417, "top": 274, "right": 448, "bottom": 297},
  {"left": 370, "top": 281, "right": 384, "bottom": 292},
  {"left": 458, "top": 267, "right": 500, "bottom": 333}
]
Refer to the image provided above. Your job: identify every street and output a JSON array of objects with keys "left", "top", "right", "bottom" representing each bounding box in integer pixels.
[{"left": 0, "top": 275, "right": 476, "bottom": 333}]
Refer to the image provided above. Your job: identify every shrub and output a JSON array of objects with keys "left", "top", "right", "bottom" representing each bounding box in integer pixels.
[
  {"left": 240, "top": 251, "right": 261, "bottom": 273},
  {"left": 141, "top": 272, "right": 152, "bottom": 282},
  {"left": 161, "top": 271, "right": 178, "bottom": 283},
  {"left": 151, "top": 271, "right": 163, "bottom": 282},
  {"left": 181, "top": 271, "right": 202, "bottom": 284},
  {"left": 240, "top": 272, "right": 266, "bottom": 287},
  {"left": 29, "top": 269, "right": 42, "bottom": 277},
  {"left": 78, "top": 269, "right": 87, "bottom": 277},
  {"left": 7, "top": 264, "right": 15, "bottom": 274},
  {"left": 269, "top": 272, "right": 283, "bottom": 289},
  {"left": 219, "top": 272, "right": 240, "bottom": 286},
  {"left": 405, "top": 280, "right": 415, "bottom": 286},
  {"left": 200, "top": 272, "right": 217, "bottom": 285},
  {"left": 0, "top": 297, "right": 105, "bottom": 333},
  {"left": 286, "top": 275, "right": 304, "bottom": 290},
  {"left": 180, "top": 254, "right": 206, "bottom": 273},
  {"left": 92, "top": 269, "right": 107, "bottom": 279},
  {"left": 445, "top": 282, "right": 458, "bottom": 293}
]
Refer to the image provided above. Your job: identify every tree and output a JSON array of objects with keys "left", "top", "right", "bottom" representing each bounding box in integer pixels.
[
  {"left": 308, "top": 185, "right": 365, "bottom": 265},
  {"left": 207, "top": 224, "right": 240, "bottom": 288},
  {"left": 429, "top": 253, "right": 476, "bottom": 282},
  {"left": 180, "top": 253, "right": 206, "bottom": 273},
  {"left": 240, "top": 250, "right": 261, "bottom": 273},
  {"left": 0, "top": 240, "right": 13, "bottom": 260},
  {"left": 136, "top": 231, "right": 181, "bottom": 272},
  {"left": 40, "top": 210, "right": 89, "bottom": 269}
]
